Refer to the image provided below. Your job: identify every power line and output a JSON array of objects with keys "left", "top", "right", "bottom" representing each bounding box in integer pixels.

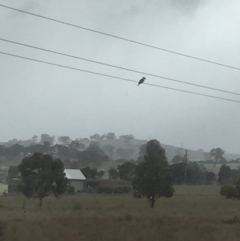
[
  {"left": 1, "top": 38, "right": 240, "bottom": 97},
  {"left": 0, "top": 51, "right": 240, "bottom": 104},
  {"left": 0, "top": 4, "right": 240, "bottom": 71}
]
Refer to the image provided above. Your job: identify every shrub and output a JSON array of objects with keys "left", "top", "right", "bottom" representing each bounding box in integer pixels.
[{"left": 220, "top": 185, "right": 238, "bottom": 199}]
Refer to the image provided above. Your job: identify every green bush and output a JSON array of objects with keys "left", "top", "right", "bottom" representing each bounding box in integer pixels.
[{"left": 220, "top": 185, "right": 238, "bottom": 199}]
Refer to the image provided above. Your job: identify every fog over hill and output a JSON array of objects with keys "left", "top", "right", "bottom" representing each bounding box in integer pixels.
[{"left": 1, "top": 133, "right": 239, "bottom": 164}]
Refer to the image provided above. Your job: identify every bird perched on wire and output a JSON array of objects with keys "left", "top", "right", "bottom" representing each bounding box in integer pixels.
[{"left": 138, "top": 77, "right": 146, "bottom": 86}]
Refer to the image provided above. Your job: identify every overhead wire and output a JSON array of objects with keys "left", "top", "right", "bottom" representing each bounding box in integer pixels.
[
  {"left": 0, "top": 51, "right": 240, "bottom": 104},
  {"left": 0, "top": 4, "right": 240, "bottom": 71},
  {"left": 0, "top": 38, "right": 240, "bottom": 96}
]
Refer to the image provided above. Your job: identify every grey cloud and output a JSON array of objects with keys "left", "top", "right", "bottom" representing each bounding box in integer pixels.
[
  {"left": 5, "top": 0, "right": 49, "bottom": 19},
  {"left": 1, "top": 0, "right": 240, "bottom": 154},
  {"left": 170, "top": 0, "right": 204, "bottom": 10},
  {"left": 20, "top": 1, "right": 40, "bottom": 12}
]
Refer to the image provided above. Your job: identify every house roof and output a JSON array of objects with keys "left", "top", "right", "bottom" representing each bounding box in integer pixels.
[{"left": 64, "top": 169, "right": 86, "bottom": 180}]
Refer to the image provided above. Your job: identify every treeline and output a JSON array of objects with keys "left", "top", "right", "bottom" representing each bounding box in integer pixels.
[
  {"left": 73, "top": 162, "right": 240, "bottom": 187},
  {"left": 0, "top": 141, "right": 109, "bottom": 167},
  {"left": 82, "top": 161, "right": 216, "bottom": 186},
  {"left": 8, "top": 158, "right": 239, "bottom": 194},
  {"left": 172, "top": 148, "right": 240, "bottom": 164},
  {"left": 198, "top": 159, "right": 240, "bottom": 164},
  {"left": 2, "top": 133, "right": 134, "bottom": 147},
  {"left": 170, "top": 162, "right": 215, "bottom": 185},
  {"left": 0, "top": 133, "right": 138, "bottom": 164},
  {"left": 83, "top": 162, "right": 240, "bottom": 194}
]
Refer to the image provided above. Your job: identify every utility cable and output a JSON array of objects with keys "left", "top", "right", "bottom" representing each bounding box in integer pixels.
[
  {"left": 1, "top": 38, "right": 239, "bottom": 96},
  {"left": 1, "top": 51, "right": 240, "bottom": 104}
]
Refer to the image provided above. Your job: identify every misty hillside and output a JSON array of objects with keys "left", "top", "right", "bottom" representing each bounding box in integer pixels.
[{"left": 1, "top": 133, "right": 239, "bottom": 167}]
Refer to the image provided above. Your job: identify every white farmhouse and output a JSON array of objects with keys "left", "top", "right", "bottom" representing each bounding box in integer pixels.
[{"left": 64, "top": 169, "right": 86, "bottom": 192}]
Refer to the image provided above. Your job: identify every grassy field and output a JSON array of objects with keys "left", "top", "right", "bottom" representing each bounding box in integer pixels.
[{"left": 1, "top": 185, "right": 240, "bottom": 241}]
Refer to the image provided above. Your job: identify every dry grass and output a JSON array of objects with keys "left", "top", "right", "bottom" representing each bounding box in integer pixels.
[{"left": 1, "top": 185, "right": 240, "bottom": 241}]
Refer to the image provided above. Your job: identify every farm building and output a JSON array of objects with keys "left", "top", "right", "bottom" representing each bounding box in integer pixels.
[{"left": 64, "top": 169, "right": 86, "bottom": 192}]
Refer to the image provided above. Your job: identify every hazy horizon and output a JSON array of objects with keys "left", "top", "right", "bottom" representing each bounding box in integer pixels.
[{"left": 1, "top": 132, "right": 240, "bottom": 156}]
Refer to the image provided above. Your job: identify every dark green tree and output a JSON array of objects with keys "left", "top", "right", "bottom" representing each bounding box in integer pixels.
[
  {"left": 81, "top": 167, "right": 104, "bottom": 178},
  {"left": 170, "top": 162, "right": 186, "bottom": 184},
  {"left": 106, "top": 133, "right": 116, "bottom": 140},
  {"left": 119, "top": 134, "right": 134, "bottom": 144},
  {"left": 133, "top": 140, "right": 174, "bottom": 208},
  {"left": 90, "top": 134, "right": 101, "bottom": 141},
  {"left": 102, "top": 145, "right": 114, "bottom": 159},
  {"left": 137, "top": 143, "right": 147, "bottom": 162},
  {"left": 27, "top": 144, "right": 45, "bottom": 154},
  {"left": 40, "top": 134, "right": 54, "bottom": 145},
  {"left": 32, "top": 135, "right": 38, "bottom": 143},
  {"left": 18, "top": 152, "right": 67, "bottom": 207},
  {"left": 116, "top": 147, "right": 131, "bottom": 159},
  {"left": 96, "top": 170, "right": 104, "bottom": 177},
  {"left": 58, "top": 136, "right": 71, "bottom": 146},
  {"left": 171, "top": 155, "right": 184, "bottom": 163},
  {"left": 218, "top": 164, "right": 232, "bottom": 184},
  {"left": 0, "top": 145, "right": 6, "bottom": 156},
  {"left": 200, "top": 171, "right": 216, "bottom": 185},
  {"left": 69, "top": 140, "right": 85, "bottom": 150},
  {"left": 117, "top": 162, "right": 137, "bottom": 181},
  {"left": 78, "top": 142, "right": 109, "bottom": 166},
  {"left": 185, "top": 162, "right": 200, "bottom": 185},
  {"left": 108, "top": 168, "right": 119, "bottom": 179},
  {"left": 43, "top": 141, "right": 51, "bottom": 154},
  {"left": 210, "top": 148, "right": 225, "bottom": 163},
  {"left": 7, "top": 144, "right": 24, "bottom": 158},
  {"left": 54, "top": 144, "right": 71, "bottom": 159}
]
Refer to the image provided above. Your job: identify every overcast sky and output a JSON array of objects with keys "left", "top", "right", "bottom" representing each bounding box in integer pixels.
[{"left": 1, "top": 0, "right": 240, "bottom": 153}]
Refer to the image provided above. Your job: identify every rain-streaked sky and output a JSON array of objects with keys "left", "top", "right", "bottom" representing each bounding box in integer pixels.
[{"left": 1, "top": 0, "right": 240, "bottom": 153}]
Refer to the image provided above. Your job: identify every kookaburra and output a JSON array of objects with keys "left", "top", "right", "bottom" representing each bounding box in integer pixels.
[{"left": 138, "top": 77, "right": 146, "bottom": 86}]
